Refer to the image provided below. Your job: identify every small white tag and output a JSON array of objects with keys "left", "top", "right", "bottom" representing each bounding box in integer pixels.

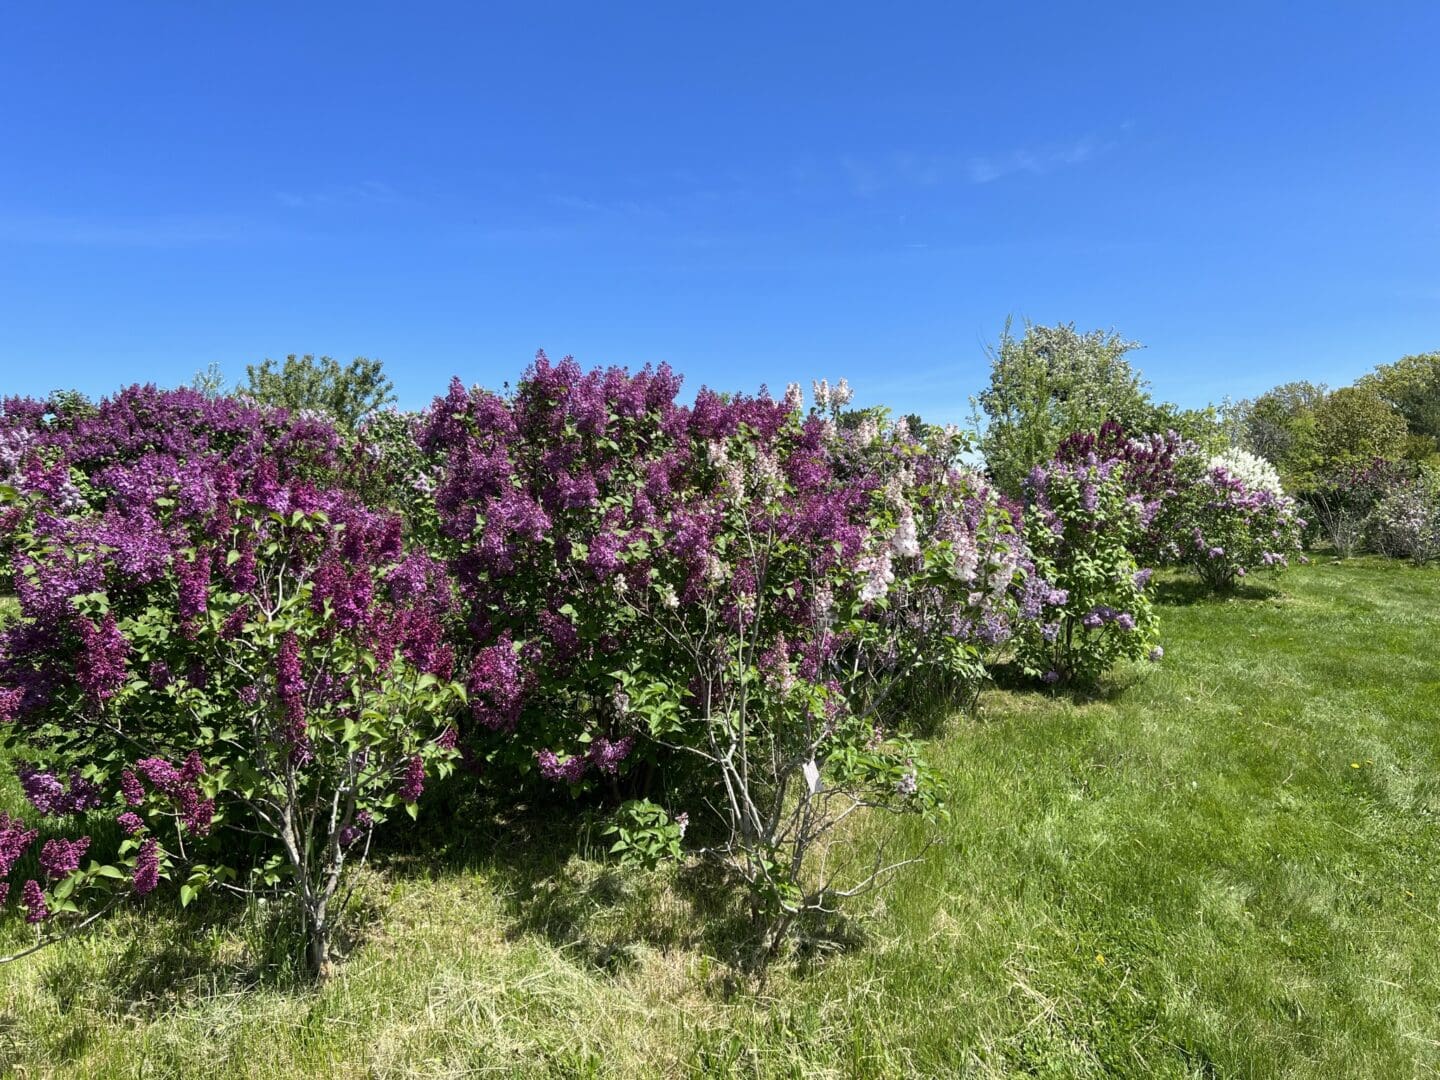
[{"left": 802, "top": 758, "right": 822, "bottom": 794}]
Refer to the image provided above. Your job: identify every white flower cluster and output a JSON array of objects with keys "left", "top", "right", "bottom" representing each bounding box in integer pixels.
[
  {"left": 892, "top": 506, "right": 921, "bottom": 559},
  {"left": 858, "top": 549, "right": 895, "bottom": 602},
  {"left": 0, "top": 426, "right": 36, "bottom": 487},
  {"left": 811, "top": 378, "right": 854, "bottom": 412},
  {"left": 708, "top": 439, "right": 745, "bottom": 497},
  {"left": 1209, "top": 447, "right": 1286, "bottom": 496},
  {"left": 752, "top": 449, "right": 783, "bottom": 495}
]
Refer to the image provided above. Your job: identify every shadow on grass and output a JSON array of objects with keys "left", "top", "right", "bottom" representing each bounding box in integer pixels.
[
  {"left": 986, "top": 661, "right": 1143, "bottom": 706},
  {"left": 888, "top": 675, "right": 983, "bottom": 739},
  {"left": 15, "top": 777, "right": 871, "bottom": 1021},
  {"left": 12, "top": 814, "right": 392, "bottom": 1018},
  {"left": 380, "top": 777, "right": 875, "bottom": 982},
  {"left": 30, "top": 885, "right": 334, "bottom": 1022},
  {"left": 1150, "top": 576, "right": 1281, "bottom": 607}
]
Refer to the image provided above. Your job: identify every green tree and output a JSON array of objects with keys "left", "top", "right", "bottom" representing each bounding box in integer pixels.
[
  {"left": 1227, "top": 381, "right": 1327, "bottom": 489},
  {"left": 1358, "top": 351, "right": 1440, "bottom": 460},
  {"left": 243, "top": 354, "right": 396, "bottom": 429},
  {"left": 186, "top": 362, "right": 228, "bottom": 398},
  {"left": 1311, "top": 386, "right": 1408, "bottom": 476},
  {"left": 973, "top": 320, "right": 1167, "bottom": 496}
]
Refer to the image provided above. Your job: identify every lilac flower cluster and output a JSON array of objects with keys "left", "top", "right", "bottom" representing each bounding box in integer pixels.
[
  {"left": 133, "top": 838, "right": 160, "bottom": 896},
  {"left": 17, "top": 764, "right": 103, "bottom": 816},
  {"left": 0, "top": 812, "right": 38, "bottom": 881},
  {"left": 39, "top": 836, "right": 91, "bottom": 880},
  {"left": 0, "top": 812, "right": 45, "bottom": 921},
  {"left": 132, "top": 752, "right": 215, "bottom": 835}
]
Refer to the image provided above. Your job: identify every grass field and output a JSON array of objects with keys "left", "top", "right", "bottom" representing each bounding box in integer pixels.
[{"left": 2, "top": 558, "right": 1438, "bottom": 1078}]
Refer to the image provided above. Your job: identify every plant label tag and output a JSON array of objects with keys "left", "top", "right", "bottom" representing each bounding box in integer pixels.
[{"left": 803, "top": 758, "right": 822, "bottom": 794}]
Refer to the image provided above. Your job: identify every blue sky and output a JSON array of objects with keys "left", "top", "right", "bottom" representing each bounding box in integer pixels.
[{"left": 2, "top": 3, "right": 1437, "bottom": 423}]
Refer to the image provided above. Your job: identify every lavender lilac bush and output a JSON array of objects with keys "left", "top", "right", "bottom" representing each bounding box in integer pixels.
[
  {"left": 1018, "top": 447, "right": 1159, "bottom": 686},
  {"left": 1175, "top": 460, "right": 1305, "bottom": 591}
]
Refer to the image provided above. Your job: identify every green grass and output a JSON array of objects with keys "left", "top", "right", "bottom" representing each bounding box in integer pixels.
[{"left": 3, "top": 559, "right": 1440, "bottom": 1077}]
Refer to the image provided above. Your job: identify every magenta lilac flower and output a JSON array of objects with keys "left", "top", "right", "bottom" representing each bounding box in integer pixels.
[
  {"left": 536, "top": 749, "right": 588, "bottom": 784},
  {"left": 133, "top": 837, "right": 160, "bottom": 895},
  {"left": 588, "top": 735, "right": 636, "bottom": 776},
  {"left": 20, "top": 878, "right": 49, "bottom": 923},
  {"left": 75, "top": 613, "right": 129, "bottom": 704},
  {"left": 120, "top": 769, "right": 145, "bottom": 806},
  {"left": 0, "top": 812, "right": 39, "bottom": 878},
  {"left": 398, "top": 755, "right": 425, "bottom": 802},
  {"left": 38, "top": 836, "right": 90, "bottom": 879}
]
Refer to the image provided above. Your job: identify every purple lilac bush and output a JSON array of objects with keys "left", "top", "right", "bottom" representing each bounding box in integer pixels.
[
  {"left": 419, "top": 358, "right": 1041, "bottom": 947},
  {"left": 1176, "top": 462, "right": 1305, "bottom": 591},
  {"left": 0, "top": 388, "right": 464, "bottom": 976}
]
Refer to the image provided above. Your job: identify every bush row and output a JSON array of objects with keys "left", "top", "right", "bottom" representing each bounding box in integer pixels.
[{"left": 0, "top": 360, "right": 1302, "bottom": 974}]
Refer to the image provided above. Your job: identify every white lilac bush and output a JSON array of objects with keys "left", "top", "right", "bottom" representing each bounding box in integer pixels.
[
  {"left": 1367, "top": 474, "right": 1440, "bottom": 564},
  {"left": 1208, "top": 447, "right": 1285, "bottom": 497}
]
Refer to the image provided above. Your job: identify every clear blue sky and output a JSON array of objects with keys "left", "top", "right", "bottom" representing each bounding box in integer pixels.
[{"left": 2, "top": 3, "right": 1437, "bottom": 423}]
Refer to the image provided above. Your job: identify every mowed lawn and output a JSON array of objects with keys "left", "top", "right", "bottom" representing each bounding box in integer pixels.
[{"left": 2, "top": 558, "right": 1439, "bottom": 1078}]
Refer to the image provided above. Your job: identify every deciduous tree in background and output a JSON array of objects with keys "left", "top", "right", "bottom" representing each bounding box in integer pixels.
[
  {"left": 1358, "top": 351, "right": 1440, "bottom": 462},
  {"left": 973, "top": 320, "right": 1219, "bottom": 497},
  {"left": 1312, "top": 387, "right": 1408, "bottom": 476},
  {"left": 244, "top": 354, "right": 396, "bottom": 430}
]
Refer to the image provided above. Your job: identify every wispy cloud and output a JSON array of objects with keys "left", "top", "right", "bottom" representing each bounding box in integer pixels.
[
  {"left": 274, "top": 180, "right": 401, "bottom": 209},
  {"left": 965, "top": 135, "right": 1109, "bottom": 184},
  {"left": 837, "top": 130, "right": 1123, "bottom": 197}
]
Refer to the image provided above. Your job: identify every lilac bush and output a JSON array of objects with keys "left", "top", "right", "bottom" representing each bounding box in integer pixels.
[
  {"left": 420, "top": 358, "right": 974, "bottom": 953},
  {"left": 1055, "top": 422, "right": 1306, "bottom": 592},
  {"left": 1367, "top": 473, "right": 1440, "bottom": 564},
  {"left": 1175, "top": 460, "right": 1305, "bottom": 591},
  {"left": 1306, "top": 458, "right": 1413, "bottom": 558},
  {"left": 1055, "top": 421, "right": 1193, "bottom": 567},
  {"left": 830, "top": 409, "right": 1038, "bottom": 712},
  {"left": 8, "top": 362, "right": 1330, "bottom": 970},
  {"left": 1018, "top": 450, "right": 1159, "bottom": 686},
  {"left": 0, "top": 387, "right": 464, "bottom": 977}
]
